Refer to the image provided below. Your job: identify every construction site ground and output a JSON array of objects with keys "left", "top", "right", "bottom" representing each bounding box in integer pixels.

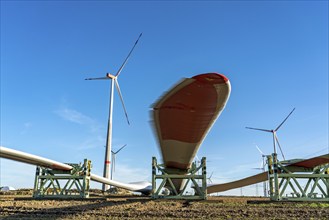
[{"left": 1, "top": 189, "right": 328, "bottom": 219}]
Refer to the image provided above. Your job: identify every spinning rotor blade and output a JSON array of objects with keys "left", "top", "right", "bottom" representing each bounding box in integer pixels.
[
  {"left": 115, "top": 33, "right": 143, "bottom": 77},
  {"left": 255, "top": 145, "right": 265, "bottom": 156},
  {"left": 114, "top": 79, "right": 130, "bottom": 125},
  {"left": 274, "top": 134, "right": 286, "bottom": 160},
  {"left": 246, "top": 127, "right": 272, "bottom": 133},
  {"left": 85, "top": 76, "right": 109, "bottom": 80},
  {"left": 275, "top": 108, "right": 295, "bottom": 131},
  {"left": 114, "top": 144, "right": 127, "bottom": 154}
]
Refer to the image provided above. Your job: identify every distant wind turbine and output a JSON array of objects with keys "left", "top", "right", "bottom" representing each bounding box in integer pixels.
[
  {"left": 207, "top": 171, "right": 214, "bottom": 184},
  {"left": 255, "top": 145, "right": 266, "bottom": 171},
  {"left": 253, "top": 145, "right": 268, "bottom": 197},
  {"left": 86, "top": 33, "right": 142, "bottom": 191},
  {"left": 111, "top": 144, "right": 127, "bottom": 181},
  {"left": 246, "top": 108, "right": 296, "bottom": 161}
]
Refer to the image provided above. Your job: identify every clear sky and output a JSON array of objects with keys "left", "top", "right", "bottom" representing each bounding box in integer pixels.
[{"left": 1, "top": 1, "right": 328, "bottom": 196}]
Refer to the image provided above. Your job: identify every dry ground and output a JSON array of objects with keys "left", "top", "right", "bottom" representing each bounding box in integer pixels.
[{"left": 1, "top": 190, "right": 328, "bottom": 219}]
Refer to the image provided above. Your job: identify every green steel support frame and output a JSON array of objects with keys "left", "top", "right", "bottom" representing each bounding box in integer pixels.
[
  {"left": 151, "top": 156, "right": 207, "bottom": 200},
  {"left": 33, "top": 159, "right": 92, "bottom": 199},
  {"left": 267, "top": 154, "right": 329, "bottom": 201}
]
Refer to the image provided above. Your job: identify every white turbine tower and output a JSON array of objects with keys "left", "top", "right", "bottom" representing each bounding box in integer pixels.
[
  {"left": 246, "top": 108, "right": 295, "bottom": 161},
  {"left": 86, "top": 33, "right": 142, "bottom": 191}
]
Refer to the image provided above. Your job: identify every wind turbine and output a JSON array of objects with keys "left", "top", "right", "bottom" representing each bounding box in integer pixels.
[
  {"left": 207, "top": 171, "right": 214, "bottom": 184},
  {"left": 111, "top": 144, "right": 127, "bottom": 181},
  {"left": 86, "top": 33, "right": 142, "bottom": 191},
  {"left": 254, "top": 145, "right": 268, "bottom": 197},
  {"left": 255, "top": 145, "right": 266, "bottom": 172},
  {"left": 246, "top": 108, "right": 296, "bottom": 161}
]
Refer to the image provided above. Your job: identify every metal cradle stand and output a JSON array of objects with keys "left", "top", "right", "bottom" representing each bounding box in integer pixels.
[
  {"left": 267, "top": 153, "right": 329, "bottom": 201},
  {"left": 151, "top": 157, "right": 207, "bottom": 200},
  {"left": 33, "top": 159, "right": 92, "bottom": 199}
]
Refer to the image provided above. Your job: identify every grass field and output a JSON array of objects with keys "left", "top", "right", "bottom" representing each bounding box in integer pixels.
[{"left": 1, "top": 189, "right": 328, "bottom": 219}]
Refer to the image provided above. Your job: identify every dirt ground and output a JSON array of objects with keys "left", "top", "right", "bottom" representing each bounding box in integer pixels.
[{"left": 1, "top": 190, "right": 328, "bottom": 219}]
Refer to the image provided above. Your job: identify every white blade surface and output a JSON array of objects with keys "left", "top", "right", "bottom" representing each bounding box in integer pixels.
[
  {"left": 246, "top": 127, "right": 272, "bottom": 132},
  {"left": 0, "top": 146, "right": 151, "bottom": 194},
  {"left": 274, "top": 134, "right": 286, "bottom": 160},
  {"left": 85, "top": 77, "right": 109, "bottom": 80},
  {"left": 115, "top": 33, "right": 143, "bottom": 77},
  {"left": 115, "top": 79, "right": 130, "bottom": 125},
  {"left": 115, "top": 144, "right": 127, "bottom": 154},
  {"left": 275, "top": 108, "right": 295, "bottom": 131},
  {"left": 255, "top": 145, "right": 265, "bottom": 156},
  {"left": 0, "top": 146, "right": 72, "bottom": 170}
]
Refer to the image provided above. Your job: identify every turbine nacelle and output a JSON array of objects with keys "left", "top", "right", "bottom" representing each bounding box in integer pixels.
[
  {"left": 106, "top": 73, "right": 116, "bottom": 79},
  {"left": 246, "top": 108, "right": 296, "bottom": 161}
]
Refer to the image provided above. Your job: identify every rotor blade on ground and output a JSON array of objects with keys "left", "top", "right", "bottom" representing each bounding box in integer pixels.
[
  {"left": 114, "top": 79, "right": 130, "bottom": 125},
  {"left": 85, "top": 77, "right": 109, "bottom": 80},
  {"left": 274, "top": 134, "right": 286, "bottom": 160},
  {"left": 115, "top": 32, "right": 143, "bottom": 77},
  {"left": 275, "top": 108, "right": 295, "bottom": 131},
  {"left": 0, "top": 146, "right": 72, "bottom": 170},
  {"left": 0, "top": 146, "right": 152, "bottom": 194},
  {"left": 246, "top": 127, "right": 272, "bottom": 132},
  {"left": 90, "top": 173, "right": 152, "bottom": 194},
  {"left": 207, "top": 172, "right": 268, "bottom": 194}
]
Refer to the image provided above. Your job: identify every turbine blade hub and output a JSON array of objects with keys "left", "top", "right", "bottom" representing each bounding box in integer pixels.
[{"left": 106, "top": 73, "right": 116, "bottom": 79}]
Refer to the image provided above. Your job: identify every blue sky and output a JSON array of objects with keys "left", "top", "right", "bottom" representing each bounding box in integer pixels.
[{"left": 1, "top": 1, "right": 328, "bottom": 196}]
